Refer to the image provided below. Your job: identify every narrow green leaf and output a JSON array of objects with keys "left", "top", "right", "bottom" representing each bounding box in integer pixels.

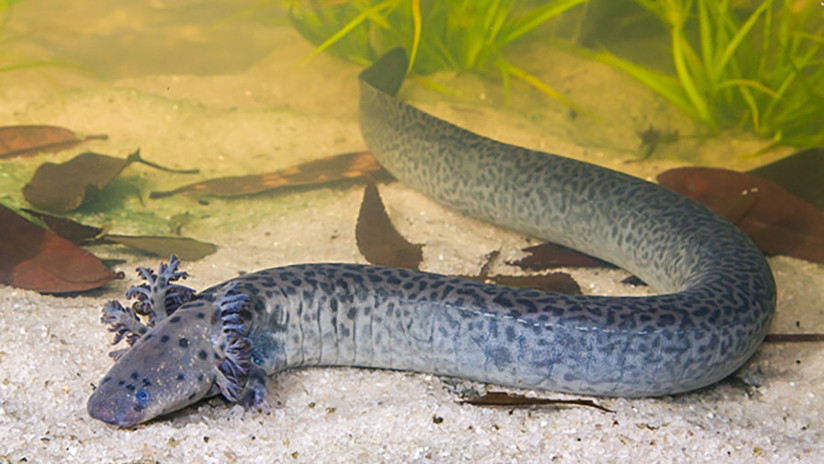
[{"left": 499, "top": 0, "right": 589, "bottom": 46}]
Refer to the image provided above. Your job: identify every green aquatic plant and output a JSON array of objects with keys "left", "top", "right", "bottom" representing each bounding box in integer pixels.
[
  {"left": 593, "top": 0, "right": 824, "bottom": 148},
  {"left": 285, "top": 0, "right": 590, "bottom": 103}
]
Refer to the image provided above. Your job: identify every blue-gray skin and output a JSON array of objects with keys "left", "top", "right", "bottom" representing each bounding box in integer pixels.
[{"left": 87, "top": 48, "right": 775, "bottom": 427}]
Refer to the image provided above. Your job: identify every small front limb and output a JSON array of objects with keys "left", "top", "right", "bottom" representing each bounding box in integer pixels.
[
  {"left": 238, "top": 365, "right": 270, "bottom": 414},
  {"left": 210, "top": 282, "right": 257, "bottom": 406}
]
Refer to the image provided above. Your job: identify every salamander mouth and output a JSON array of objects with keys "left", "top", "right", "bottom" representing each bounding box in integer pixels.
[{"left": 87, "top": 389, "right": 145, "bottom": 427}]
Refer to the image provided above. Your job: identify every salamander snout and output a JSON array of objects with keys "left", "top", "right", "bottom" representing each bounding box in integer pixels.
[{"left": 88, "top": 305, "right": 218, "bottom": 426}]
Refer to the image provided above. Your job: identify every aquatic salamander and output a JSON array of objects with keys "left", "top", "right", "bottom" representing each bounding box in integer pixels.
[{"left": 87, "top": 49, "right": 775, "bottom": 427}]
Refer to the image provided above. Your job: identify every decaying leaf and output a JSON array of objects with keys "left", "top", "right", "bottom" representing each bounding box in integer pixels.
[
  {"left": 24, "top": 152, "right": 129, "bottom": 212},
  {"left": 22, "top": 208, "right": 104, "bottom": 244},
  {"left": 764, "top": 334, "right": 824, "bottom": 343},
  {"left": 0, "top": 204, "right": 120, "bottom": 293},
  {"left": 0, "top": 125, "right": 107, "bottom": 159},
  {"left": 99, "top": 235, "right": 217, "bottom": 261},
  {"left": 460, "top": 250, "right": 581, "bottom": 294},
  {"left": 481, "top": 274, "right": 581, "bottom": 295},
  {"left": 508, "top": 243, "right": 616, "bottom": 271},
  {"left": 356, "top": 180, "right": 423, "bottom": 269},
  {"left": 20, "top": 209, "right": 217, "bottom": 261},
  {"left": 658, "top": 166, "right": 824, "bottom": 263},
  {"left": 354, "top": 193, "right": 582, "bottom": 291},
  {"left": 23, "top": 149, "right": 197, "bottom": 212},
  {"left": 460, "top": 392, "right": 612, "bottom": 412},
  {"left": 748, "top": 148, "right": 824, "bottom": 210},
  {"left": 716, "top": 188, "right": 760, "bottom": 225},
  {"left": 150, "top": 151, "right": 383, "bottom": 198}
]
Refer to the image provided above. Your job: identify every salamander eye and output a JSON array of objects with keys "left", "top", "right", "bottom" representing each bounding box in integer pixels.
[{"left": 136, "top": 389, "right": 150, "bottom": 405}]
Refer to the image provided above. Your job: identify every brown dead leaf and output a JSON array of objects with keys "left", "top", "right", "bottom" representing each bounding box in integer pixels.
[
  {"left": 356, "top": 180, "right": 423, "bottom": 270},
  {"left": 658, "top": 166, "right": 824, "bottom": 263},
  {"left": 482, "top": 274, "right": 581, "bottom": 295},
  {"left": 22, "top": 208, "right": 104, "bottom": 244},
  {"left": 23, "top": 152, "right": 129, "bottom": 212},
  {"left": 0, "top": 125, "right": 107, "bottom": 159},
  {"left": 508, "top": 242, "right": 616, "bottom": 271},
  {"left": 764, "top": 334, "right": 824, "bottom": 343},
  {"left": 24, "top": 149, "right": 197, "bottom": 212},
  {"left": 150, "top": 151, "right": 383, "bottom": 198},
  {"left": 99, "top": 235, "right": 217, "bottom": 261},
  {"left": 748, "top": 148, "right": 824, "bottom": 210},
  {"left": 460, "top": 392, "right": 612, "bottom": 412},
  {"left": 20, "top": 209, "right": 216, "bottom": 261},
  {"left": 0, "top": 204, "right": 120, "bottom": 293}
]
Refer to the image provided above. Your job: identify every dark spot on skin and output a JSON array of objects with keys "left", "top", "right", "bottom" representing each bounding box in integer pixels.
[
  {"left": 188, "top": 392, "right": 198, "bottom": 400},
  {"left": 170, "top": 315, "right": 181, "bottom": 323},
  {"left": 125, "top": 384, "right": 136, "bottom": 392},
  {"left": 198, "top": 350, "right": 208, "bottom": 360},
  {"left": 198, "top": 374, "right": 205, "bottom": 382},
  {"left": 197, "top": 311, "right": 206, "bottom": 319},
  {"left": 102, "top": 376, "right": 111, "bottom": 384},
  {"left": 179, "top": 338, "right": 189, "bottom": 348},
  {"left": 214, "top": 352, "right": 220, "bottom": 360},
  {"left": 160, "top": 335, "right": 170, "bottom": 343},
  {"left": 130, "top": 371, "right": 139, "bottom": 380},
  {"left": 177, "top": 373, "right": 185, "bottom": 381},
  {"left": 142, "top": 379, "right": 152, "bottom": 387}
]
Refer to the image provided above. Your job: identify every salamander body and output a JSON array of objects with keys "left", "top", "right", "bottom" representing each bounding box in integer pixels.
[{"left": 87, "top": 49, "right": 775, "bottom": 427}]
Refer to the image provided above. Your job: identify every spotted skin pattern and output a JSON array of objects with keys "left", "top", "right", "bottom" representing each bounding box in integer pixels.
[{"left": 87, "top": 49, "right": 775, "bottom": 427}]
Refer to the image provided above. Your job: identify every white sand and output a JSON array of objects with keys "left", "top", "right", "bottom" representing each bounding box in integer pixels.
[{"left": 1, "top": 2, "right": 822, "bottom": 462}]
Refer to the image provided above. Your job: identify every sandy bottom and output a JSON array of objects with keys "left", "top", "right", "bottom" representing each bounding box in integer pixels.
[{"left": 0, "top": 4, "right": 822, "bottom": 463}]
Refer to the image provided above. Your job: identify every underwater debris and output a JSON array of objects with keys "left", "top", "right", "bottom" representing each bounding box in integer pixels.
[
  {"left": 468, "top": 273, "right": 582, "bottom": 295},
  {"left": 635, "top": 125, "right": 679, "bottom": 161},
  {"left": 748, "top": 148, "right": 824, "bottom": 210},
  {"left": 462, "top": 249, "right": 582, "bottom": 295},
  {"left": 22, "top": 209, "right": 217, "bottom": 261},
  {"left": 356, "top": 180, "right": 423, "bottom": 270},
  {"left": 658, "top": 166, "right": 824, "bottom": 263},
  {"left": 459, "top": 391, "right": 612, "bottom": 412},
  {"left": 98, "top": 235, "right": 217, "bottom": 261},
  {"left": 0, "top": 204, "right": 120, "bottom": 293},
  {"left": 354, "top": 184, "right": 584, "bottom": 293},
  {"left": 23, "top": 149, "right": 198, "bottom": 212},
  {"left": 22, "top": 208, "right": 103, "bottom": 243},
  {"left": 508, "top": 242, "right": 615, "bottom": 271},
  {"left": 0, "top": 125, "right": 107, "bottom": 159},
  {"left": 149, "top": 151, "right": 382, "bottom": 198}
]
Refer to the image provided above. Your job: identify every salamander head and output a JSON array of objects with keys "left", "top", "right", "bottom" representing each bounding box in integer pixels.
[{"left": 87, "top": 302, "right": 218, "bottom": 427}]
